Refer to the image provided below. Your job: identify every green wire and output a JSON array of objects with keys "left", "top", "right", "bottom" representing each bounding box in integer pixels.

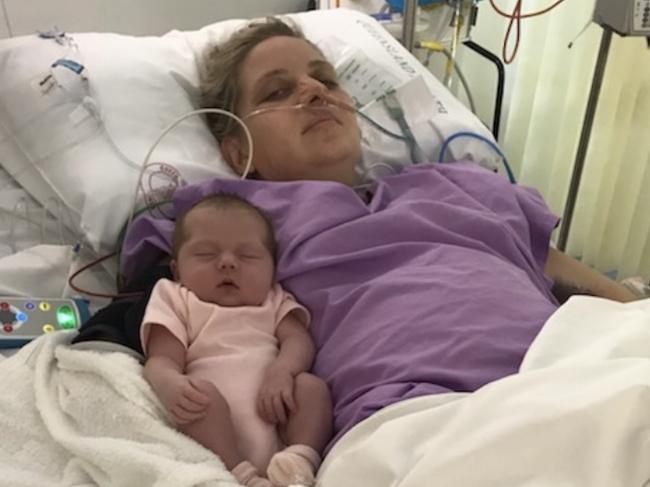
[{"left": 357, "top": 110, "right": 410, "bottom": 142}]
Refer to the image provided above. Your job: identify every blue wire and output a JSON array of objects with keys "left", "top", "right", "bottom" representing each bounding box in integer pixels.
[{"left": 438, "top": 131, "right": 516, "bottom": 184}]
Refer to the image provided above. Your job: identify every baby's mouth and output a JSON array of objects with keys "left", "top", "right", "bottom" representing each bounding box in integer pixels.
[{"left": 217, "top": 278, "right": 239, "bottom": 289}]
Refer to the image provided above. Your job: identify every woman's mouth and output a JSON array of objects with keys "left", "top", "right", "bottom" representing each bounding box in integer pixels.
[{"left": 303, "top": 111, "right": 340, "bottom": 133}]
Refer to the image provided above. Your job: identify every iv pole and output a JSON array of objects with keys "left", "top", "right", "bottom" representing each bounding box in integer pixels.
[{"left": 557, "top": 26, "right": 613, "bottom": 251}]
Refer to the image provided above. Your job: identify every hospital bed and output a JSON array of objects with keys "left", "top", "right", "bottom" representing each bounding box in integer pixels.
[{"left": 2, "top": 7, "right": 650, "bottom": 487}]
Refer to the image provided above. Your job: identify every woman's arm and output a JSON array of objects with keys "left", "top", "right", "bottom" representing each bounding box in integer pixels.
[{"left": 544, "top": 248, "right": 637, "bottom": 303}]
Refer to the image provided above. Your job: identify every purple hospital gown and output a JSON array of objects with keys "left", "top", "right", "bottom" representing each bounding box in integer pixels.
[{"left": 122, "top": 162, "right": 560, "bottom": 446}]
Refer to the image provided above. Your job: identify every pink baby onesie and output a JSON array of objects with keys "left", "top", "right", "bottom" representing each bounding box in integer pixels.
[{"left": 141, "top": 278, "right": 310, "bottom": 471}]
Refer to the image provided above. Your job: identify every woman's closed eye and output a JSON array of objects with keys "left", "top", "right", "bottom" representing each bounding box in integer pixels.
[
  {"left": 261, "top": 81, "right": 293, "bottom": 102},
  {"left": 261, "top": 76, "right": 339, "bottom": 103}
]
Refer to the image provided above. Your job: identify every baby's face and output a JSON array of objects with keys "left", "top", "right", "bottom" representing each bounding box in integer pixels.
[{"left": 173, "top": 205, "right": 275, "bottom": 307}]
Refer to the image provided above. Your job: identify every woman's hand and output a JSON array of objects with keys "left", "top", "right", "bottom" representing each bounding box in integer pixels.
[
  {"left": 544, "top": 248, "right": 637, "bottom": 303},
  {"left": 257, "top": 363, "right": 296, "bottom": 425}
]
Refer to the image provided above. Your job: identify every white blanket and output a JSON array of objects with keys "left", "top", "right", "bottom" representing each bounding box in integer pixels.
[
  {"left": 2, "top": 296, "right": 650, "bottom": 486},
  {"left": 319, "top": 296, "right": 650, "bottom": 486},
  {"left": 0, "top": 332, "right": 237, "bottom": 487}
]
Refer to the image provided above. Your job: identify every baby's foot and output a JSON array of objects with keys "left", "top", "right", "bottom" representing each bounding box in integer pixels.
[
  {"left": 266, "top": 444, "right": 321, "bottom": 487},
  {"left": 232, "top": 460, "right": 273, "bottom": 487}
]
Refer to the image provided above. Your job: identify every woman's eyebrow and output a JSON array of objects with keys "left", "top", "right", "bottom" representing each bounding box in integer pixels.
[
  {"left": 308, "top": 59, "right": 336, "bottom": 74},
  {"left": 253, "top": 68, "right": 288, "bottom": 93},
  {"left": 253, "top": 60, "right": 335, "bottom": 92}
]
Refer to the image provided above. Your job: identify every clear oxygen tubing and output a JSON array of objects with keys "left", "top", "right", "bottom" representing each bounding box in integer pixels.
[
  {"left": 242, "top": 91, "right": 357, "bottom": 120},
  {"left": 126, "top": 108, "right": 254, "bottom": 233},
  {"left": 243, "top": 97, "right": 411, "bottom": 178},
  {"left": 127, "top": 94, "right": 411, "bottom": 235}
]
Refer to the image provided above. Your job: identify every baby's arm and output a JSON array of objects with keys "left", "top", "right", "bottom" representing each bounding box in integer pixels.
[
  {"left": 257, "top": 313, "right": 315, "bottom": 424},
  {"left": 272, "top": 313, "right": 315, "bottom": 376},
  {"left": 143, "top": 325, "right": 211, "bottom": 425}
]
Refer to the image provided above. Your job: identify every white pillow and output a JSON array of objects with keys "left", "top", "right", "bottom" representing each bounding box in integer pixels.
[
  {"left": 0, "top": 9, "right": 498, "bottom": 253},
  {"left": 0, "top": 30, "right": 228, "bottom": 252}
]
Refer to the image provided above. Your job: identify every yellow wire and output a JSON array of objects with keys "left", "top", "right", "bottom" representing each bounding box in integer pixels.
[{"left": 419, "top": 40, "right": 445, "bottom": 51}]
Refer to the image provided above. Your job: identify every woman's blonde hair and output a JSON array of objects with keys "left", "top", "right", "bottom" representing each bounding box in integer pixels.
[{"left": 199, "top": 17, "right": 311, "bottom": 142}]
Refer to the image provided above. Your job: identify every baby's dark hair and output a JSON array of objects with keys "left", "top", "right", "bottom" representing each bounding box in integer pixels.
[{"left": 172, "top": 193, "right": 277, "bottom": 261}]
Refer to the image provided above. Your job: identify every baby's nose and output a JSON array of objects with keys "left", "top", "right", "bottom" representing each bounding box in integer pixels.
[{"left": 217, "top": 253, "right": 237, "bottom": 269}]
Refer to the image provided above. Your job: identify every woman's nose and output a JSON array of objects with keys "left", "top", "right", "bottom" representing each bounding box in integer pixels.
[{"left": 297, "top": 77, "right": 329, "bottom": 106}]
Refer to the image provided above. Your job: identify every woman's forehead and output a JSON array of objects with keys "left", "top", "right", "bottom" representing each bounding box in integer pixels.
[{"left": 240, "top": 36, "right": 328, "bottom": 88}]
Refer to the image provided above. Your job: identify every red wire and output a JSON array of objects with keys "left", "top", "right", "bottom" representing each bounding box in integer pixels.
[
  {"left": 67, "top": 251, "right": 144, "bottom": 299},
  {"left": 489, "top": 0, "right": 567, "bottom": 19},
  {"left": 489, "top": 0, "right": 568, "bottom": 64},
  {"left": 503, "top": 0, "right": 522, "bottom": 64}
]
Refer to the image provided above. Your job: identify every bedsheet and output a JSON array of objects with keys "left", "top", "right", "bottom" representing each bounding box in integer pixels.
[
  {"left": 1, "top": 296, "right": 650, "bottom": 486},
  {"left": 320, "top": 295, "right": 650, "bottom": 486}
]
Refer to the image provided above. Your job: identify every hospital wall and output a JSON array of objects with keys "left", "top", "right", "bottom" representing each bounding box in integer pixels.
[{"left": 0, "top": 0, "right": 309, "bottom": 38}]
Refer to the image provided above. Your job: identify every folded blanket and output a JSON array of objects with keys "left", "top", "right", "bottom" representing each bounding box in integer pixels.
[{"left": 0, "top": 332, "right": 238, "bottom": 487}]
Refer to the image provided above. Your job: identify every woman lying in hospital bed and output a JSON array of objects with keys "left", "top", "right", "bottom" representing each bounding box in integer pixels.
[
  {"left": 69, "top": 14, "right": 642, "bottom": 484},
  {"left": 2, "top": 10, "right": 649, "bottom": 487}
]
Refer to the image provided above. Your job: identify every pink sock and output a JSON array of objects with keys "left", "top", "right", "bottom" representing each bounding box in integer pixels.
[
  {"left": 266, "top": 444, "right": 321, "bottom": 486},
  {"left": 232, "top": 460, "right": 273, "bottom": 487}
]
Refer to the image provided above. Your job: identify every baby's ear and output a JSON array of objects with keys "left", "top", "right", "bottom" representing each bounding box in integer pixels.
[
  {"left": 220, "top": 135, "right": 251, "bottom": 177},
  {"left": 170, "top": 259, "right": 180, "bottom": 281}
]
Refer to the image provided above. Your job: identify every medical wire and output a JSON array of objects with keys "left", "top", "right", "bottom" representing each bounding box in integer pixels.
[
  {"left": 489, "top": 0, "right": 568, "bottom": 64},
  {"left": 0, "top": 0, "right": 12, "bottom": 37},
  {"left": 67, "top": 251, "right": 144, "bottom": 299},
  {"left": 438, "top": 131, "right": 516, "bottom": 183},
  {"left": 243, "top": 100, "right": 355, "bottom": 121},
  {"left": 74, "top": 101, "right": 365, "bottom": 296},
  {"left": 357, "top": 110, "right": 409, "bottom": 141},
  {"left": 445, "top": 0, "right": 463, "bottom": 88},
  {"left": 66, "top": 199, "right": 172, "bottom": 299},
  {"left": 74, "top": 100, "right": 509, "bottom": 295},
  {"left": 126, "top": 108, "right": 254, "bottom": 235},
  {"left": 7, "top": 199, "right": 32, "bottom": 254},
  {"left": 127, "top": 99, "right": 357, "bottom": 233},
  {"left": 441, "top": 48, "right": 476, "bottom": 114},
  {"left": 42, "top": 196, "right": 67, "bottom": 246},
  {"left": 2, "top": 196, "right": 71, "bottom": 253},
  {"left": 417, "top": 41, "right": 476, "bottom": 114}
]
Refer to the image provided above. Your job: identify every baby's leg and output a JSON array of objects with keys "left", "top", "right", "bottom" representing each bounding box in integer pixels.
[
  {"left": 181, "top": 380, "right": 272, "bottom": 487},
  {"left": 267, "top": 373, "right": 333, "bottom": 486},
  {"left": 282, "top": 373, "right": 333, "bottom": 451},
  {"left": 179, "top": 380, "right": 243, "bottom": 469}
]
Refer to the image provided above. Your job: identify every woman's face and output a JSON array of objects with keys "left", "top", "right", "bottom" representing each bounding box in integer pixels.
[{"left": 221, "top": 36, "right": 362, "bottom": 186}]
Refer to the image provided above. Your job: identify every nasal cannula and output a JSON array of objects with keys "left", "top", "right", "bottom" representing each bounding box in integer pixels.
[
  {"left": 74, "top": 93, "right": 508, "bottom": 299},
  {"left": 126, "top": 94, "right": 358, "bottom": 232}
]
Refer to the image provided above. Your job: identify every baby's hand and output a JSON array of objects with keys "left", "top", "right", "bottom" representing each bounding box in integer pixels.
[
  {"left": 156, "top": 374, "right": 212, "bottom": 425},
  {"left": 257, "top": 365, "right": 296, "bottom": 425}
]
